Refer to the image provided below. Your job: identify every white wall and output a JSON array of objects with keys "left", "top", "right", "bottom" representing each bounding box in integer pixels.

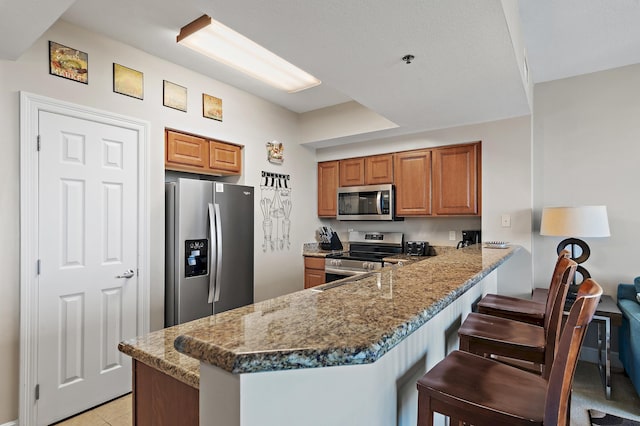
[
  {"left": 532, "top": 64, "right": 640, "bottom": 296},
  {"left": 317, "top": 115, "right": 533, "bottom": 296},
  {"left": 0, "top": 20, "right": 322, "bottom": 423}
]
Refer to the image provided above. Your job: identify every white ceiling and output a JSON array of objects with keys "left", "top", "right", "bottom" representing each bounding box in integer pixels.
[{"left": 2, "top": 0, "right": 640, "bottom": 145}]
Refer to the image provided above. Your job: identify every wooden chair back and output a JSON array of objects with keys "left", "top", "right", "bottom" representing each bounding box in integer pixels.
[
  {"left": 541, "top": 257, "right": 577, "bottom": 378},
  {"left": 542, "top": 249, "right": 571, "bottom": 321},
  {"left": 544, "top": 278, "right": 602, "bottom": 425}
]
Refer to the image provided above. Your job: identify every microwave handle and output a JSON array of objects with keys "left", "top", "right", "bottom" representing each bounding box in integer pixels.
[{"left": 376, "top": 191, "right": 382, "bottom": 215}]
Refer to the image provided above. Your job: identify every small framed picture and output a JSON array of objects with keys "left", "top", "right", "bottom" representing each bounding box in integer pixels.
[
  {"left": 163, "top": 80, "right": 187, "bottom": 112},
  {"left": 49, "top": 41, "right": 88, "bottom": 84},
  {"left": 266, "top": 141, "right": 284, "bottom": 164},
  {"left": 113, "top": 63, "right": 143, "bottom": 100},
  {"left": 203, "top": 93, "right": 222, "bottom": 121}
]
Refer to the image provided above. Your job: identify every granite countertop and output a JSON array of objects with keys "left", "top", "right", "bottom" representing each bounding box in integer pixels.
[
  {"left": 119, "top": 245, "right": 518, "bottom": 384},
  {"left": 118, "top": 323, "right": 201, "bottom": 388}
]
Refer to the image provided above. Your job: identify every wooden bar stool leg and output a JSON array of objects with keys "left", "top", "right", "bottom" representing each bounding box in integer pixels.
[
  {"left": 458, "top": 334, "right": 470, "bottom": 352},
  {"left": 417, "top": 391, "right": 434, "bottom": 426}
]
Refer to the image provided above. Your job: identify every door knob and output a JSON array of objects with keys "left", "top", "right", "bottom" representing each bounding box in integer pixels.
[{"left": 116, "top": 269, "right": 135, "bottom": 279}]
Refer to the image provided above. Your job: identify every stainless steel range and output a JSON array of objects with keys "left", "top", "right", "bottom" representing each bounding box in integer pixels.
[{"left": 324, "top": 231, "right": 404, "bottom": 282}]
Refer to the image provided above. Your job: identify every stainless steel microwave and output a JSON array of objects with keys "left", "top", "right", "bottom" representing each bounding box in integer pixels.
[{"left": 336, "top": 184, "right": 397, "bottom": 221}]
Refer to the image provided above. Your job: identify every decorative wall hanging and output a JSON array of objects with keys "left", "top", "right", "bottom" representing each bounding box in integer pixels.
[
  {"left": 163, "top": 80, "right": 187, "bottom": 112},
  {"left": 260, "top": 171, "right": 292, "bottom": 252},
  {"left": 266, "top": 141, "right": 284, "bottom": 164},
  {"left": 203, "top": 93, "right": 222, "bottom": 121},
  {"left": 49, "top": 41, "right": 88, "bottom": 84},
  {"left": 113, "top": 63, "right": 144, "bottom": 99}
]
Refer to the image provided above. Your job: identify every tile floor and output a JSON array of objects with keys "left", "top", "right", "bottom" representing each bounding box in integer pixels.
[
  {"left": 52, "top": 393, "right": 131, "bottom": 426},
  {"left": 54, "top": 361, "right": 640, "bottom": 425}
]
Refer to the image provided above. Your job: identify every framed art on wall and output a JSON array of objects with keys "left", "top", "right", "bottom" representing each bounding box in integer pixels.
[
  {"left": 163, "top": 80, "right": 187, "bottom": 112},
  {"left": 49, "top": 41, "right": 88, "bottom": 84},
  {"left": 203, "top": 93, "right": 222, "bottom": 121},
  {"left": 113, "top": 63, "right": 144, "bottom": 99}
]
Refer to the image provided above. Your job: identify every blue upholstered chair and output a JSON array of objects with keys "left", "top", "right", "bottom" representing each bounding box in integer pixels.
[{"left": 617, "top": 277, "right": 640, "bottom": 397}]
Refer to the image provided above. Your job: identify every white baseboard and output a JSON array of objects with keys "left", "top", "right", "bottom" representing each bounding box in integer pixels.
[
  {"left": 580, "top": 347, "right": 623, "bottom": 370},
  {"left": 0, "top": 420, "right": 17, "bottom": 426}
]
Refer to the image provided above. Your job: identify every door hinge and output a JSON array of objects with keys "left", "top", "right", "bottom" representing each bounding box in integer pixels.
[
  {"left": 37, "top": 135, "right": 41, "bottom": 151},
  {"left": 35, "top": 384, "right": 40, "bottom": 401},
  {"left": 36, "top": 259, "right": 41, "bottom": 275}
]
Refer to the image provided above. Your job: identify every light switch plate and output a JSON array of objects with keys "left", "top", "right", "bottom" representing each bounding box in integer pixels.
[
  {"left": 449, "top": 231, "right": 456, "bottom": 240},
  {"left": 501, "top": 214, "right": 511, "bottom": 227}
]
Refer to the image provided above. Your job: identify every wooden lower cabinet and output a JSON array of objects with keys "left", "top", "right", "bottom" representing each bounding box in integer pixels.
[
  {"left": 133, "top": 360, "right": 198, "bottom": 426},
  {"left": 304, "top": 256, "right": 326, "bottom": 289}
]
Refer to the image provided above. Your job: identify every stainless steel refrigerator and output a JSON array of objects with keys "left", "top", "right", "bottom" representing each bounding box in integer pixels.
[{"left": 165, "top": 178, "right": 254, "bottom": 326}]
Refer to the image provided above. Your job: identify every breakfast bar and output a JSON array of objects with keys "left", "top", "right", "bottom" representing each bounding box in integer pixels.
[{"left": 119, "top": 245, "right": 518, "bottom": 426}]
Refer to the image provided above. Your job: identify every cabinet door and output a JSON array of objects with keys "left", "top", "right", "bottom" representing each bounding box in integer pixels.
[
  {"left": 166, "top": 130, "right": 208, "bottom": 170},
  {"left": 318, "top": 161, "right": 339, "bottom": 217},
  {"left": 394, "top": 150, "right": 431, "bottom": 216},
  {"left": 304, "top": 257, "right": 326, "bottom": 289},
  {"left": 209, "top": 140, "right": 242, "bottom": 174},
  {"left": 304, "top": 269, "right": 326, "bottom": 289},
  {"left": 432, "top": 143, "right": 478, "bottom": 215},
  {"left": 365, "top": 154, "right": 394, "bottom": 184},
  {"left": 339, "top": 158, "right": 365, "bottom": 187}
]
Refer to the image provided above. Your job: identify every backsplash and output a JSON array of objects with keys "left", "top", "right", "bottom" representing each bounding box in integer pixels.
[{"left": 319, "top": 216, "right": 482, "bottom": 247}]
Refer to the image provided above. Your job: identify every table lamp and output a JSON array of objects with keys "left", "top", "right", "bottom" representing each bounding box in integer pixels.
[{"left": 540, "top": 205, "right": 610, "bottom": 302}]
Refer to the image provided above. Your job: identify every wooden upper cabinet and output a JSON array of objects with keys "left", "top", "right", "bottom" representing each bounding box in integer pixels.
[
  {"left": 394, "top": 149, "right": 432, "bottom": 216},
  {"left": 432, "top": 143, "right": 479, "bottom": 215},
  {"left": 165, "top": 129, "right": 242, "bottom": 176},
  {"left": 339, "top": 158, "right": 365, "bottom": 187},
  {"left": 365, "top": 154, "right": 394, "bottom": 184},
  {"left": 209, "top": 140, "right": 241, "bottom": 174},
  {"left": 339, "top": 154, "right": 394, "bottom": 187},
  {"left": 318, "top": 161, "right": 339, "bottom": 217},
  {"left": 166, "top": 130, "right": 208, "bottom": 170}
]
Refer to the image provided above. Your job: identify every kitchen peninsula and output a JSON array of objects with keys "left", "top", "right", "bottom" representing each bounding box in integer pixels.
[{"left": 119, "top": 245, "right": 518, "bottom": 426}]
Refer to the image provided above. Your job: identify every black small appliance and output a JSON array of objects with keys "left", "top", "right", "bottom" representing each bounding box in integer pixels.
[
  {"left": 457, "top": 230, "right": 481, "bottom": 249},
  {"left": 405, "top": 241, "right": 429, "bottom": 256}
]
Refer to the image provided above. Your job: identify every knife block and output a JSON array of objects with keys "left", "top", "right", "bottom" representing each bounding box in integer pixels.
[{"left": 320, "top": 232, "right": 343, "bottom": 251}]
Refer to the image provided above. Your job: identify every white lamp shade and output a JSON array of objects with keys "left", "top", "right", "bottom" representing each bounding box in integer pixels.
[{"left": 540, "top": 206, "right": 610, "bottom": 237}]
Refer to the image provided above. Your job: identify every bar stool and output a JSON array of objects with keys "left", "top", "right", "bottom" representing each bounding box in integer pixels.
[
  {"left": 416, "top": 278, "right": 602, "bottom": 426},
  {"left": 476, "top": 250, "right": 570, "bottom": 326},
  {"left": 457, "top": 257, "right": 577, "bottom": 377}
]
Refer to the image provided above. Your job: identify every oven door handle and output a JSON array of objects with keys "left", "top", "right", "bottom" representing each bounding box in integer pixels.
[{"left": 324, "top": 267, "right": 369, "bottom": 277}]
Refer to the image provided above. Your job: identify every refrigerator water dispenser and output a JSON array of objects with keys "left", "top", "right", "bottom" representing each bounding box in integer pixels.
[{"left": 184, "top": 239, "right": 208, "bottom": 277}]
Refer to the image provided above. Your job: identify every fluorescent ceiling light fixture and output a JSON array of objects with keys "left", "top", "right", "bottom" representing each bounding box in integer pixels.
[{"left": 177, "top": 15, "right": 321, "bottom": 93}]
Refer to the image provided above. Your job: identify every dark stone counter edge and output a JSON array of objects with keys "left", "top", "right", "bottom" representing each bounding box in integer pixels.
[{"left": 174, "top": 247, "right": 518, "bottom": 374}]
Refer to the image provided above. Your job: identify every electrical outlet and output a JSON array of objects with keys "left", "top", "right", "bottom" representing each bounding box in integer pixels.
[
  {"left": 449, "top": 231, "right": 456, "bottom": 241},
  {"left": 501, "top": 214, "right": 511, "bottom": 228}
]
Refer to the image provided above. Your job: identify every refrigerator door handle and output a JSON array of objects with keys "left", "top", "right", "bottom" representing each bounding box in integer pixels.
[
  {"left": 213, "top": 203, "right": 223, "bottom": 302},
  {"left": 207, "top": 203, "right": 217, "bottom": 304}
]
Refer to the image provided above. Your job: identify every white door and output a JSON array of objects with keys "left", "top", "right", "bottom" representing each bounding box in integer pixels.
[{"left": 36, "top": 110, "right": 139, "bottom": 425}]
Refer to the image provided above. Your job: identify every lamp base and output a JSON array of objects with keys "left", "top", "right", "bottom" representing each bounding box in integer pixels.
[{"left": 556, "top": 238, "right": 592, "bottom": 311}]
